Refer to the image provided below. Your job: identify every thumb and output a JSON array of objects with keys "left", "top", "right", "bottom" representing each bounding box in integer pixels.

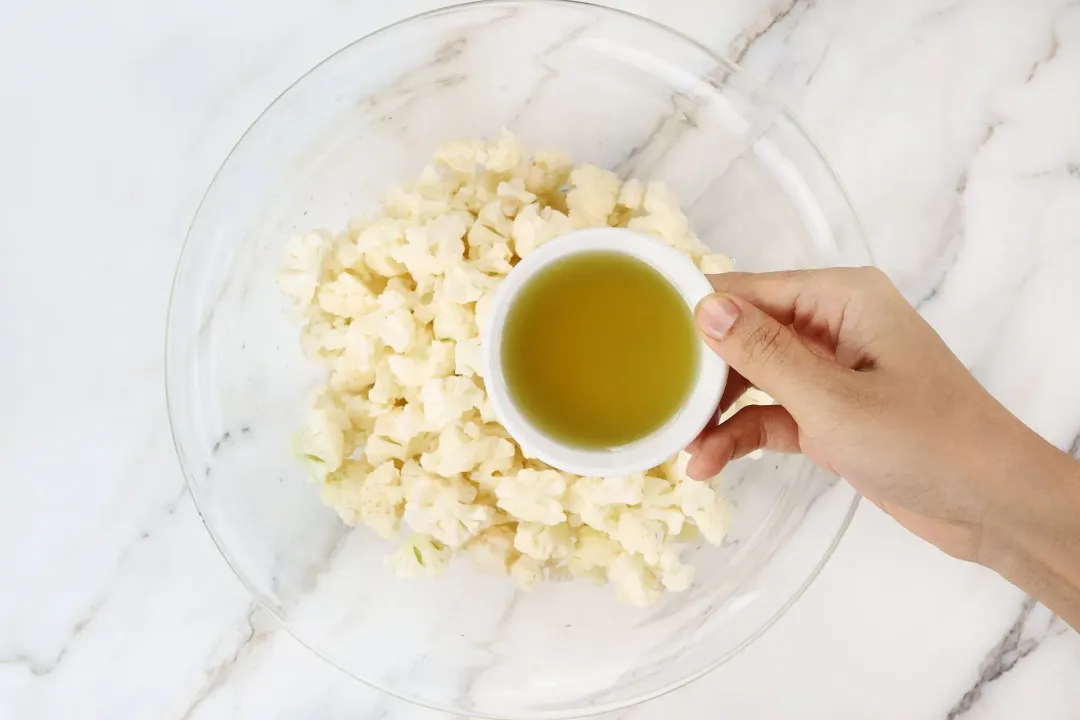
[{"left": 695, "top": 293, "right": 841, "bottom": 410}]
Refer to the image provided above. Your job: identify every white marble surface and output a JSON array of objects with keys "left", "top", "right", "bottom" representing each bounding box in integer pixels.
[{"left": 3, "top": 0, "right": 1080, "bottom": 718}]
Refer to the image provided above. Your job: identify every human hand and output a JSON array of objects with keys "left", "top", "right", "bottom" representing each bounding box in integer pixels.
[{"left": 685, "top": 267, "right": 1073, "bottom": 566}]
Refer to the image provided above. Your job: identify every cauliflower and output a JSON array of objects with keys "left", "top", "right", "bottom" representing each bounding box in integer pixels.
[
  {"left": 278, "top": 230, "right": 331, "bottom": 306},
  {"left": 316, "top": 271, "right": 376, "bottom": 319},
  {"left": 511, "top": 203, "right": 573, "bottom": 258},
  {"left": 514, "top": 522, "right": 572, "bottom": 561},
  {"left": 678, "top": 479, "right": 733, "bottom": 545},
  {"left": 656, "top": 546, "right": 695, "bottom": 592},
  {"left": 567, "top": 527, "right": 621, "bottom": 582},
  {"left": 482, "top": 128, "right": 523, "bottom": 173},
  {"left": 281, "top": 131, "right": 737, "bottom": 607},
  {"left": 403, "top": 475, "right": 495, "bottom": 547},
  {"left": 441, "top": 264, "right": 493, "bottom": 305},
  {"left": 467, "top": 526, "right": 517, "bottom": 574},
  {"left": 453, "top": 336, "right": 484, "bottom": 378},
  {"left": 419, "top": 376, "right": 484, "bottom": 430},
  {"left": 372, "top": 404, "right": 428, "bottom": 446},
  {"left": 469, "top": 437, "right": 518, "bottom": 492},
  {"left": 566, "top": 165, "right": 622, "bottom": 227},
  {"left": 608, "top": 553, "right": 662, "bottom": 608},
  {"left": 434, "top": 138, "right": 484, "bottom": 174},
  {"left": 699, "top": 252, "right": 735, "bottom": 274},
  {"left": 293, "top": 406, "right": 350, "bottom": 481},
  {"left": 420, "top": 425, "right": 494, "bottom": 477},
  {"left": 387, "top": 533, "right": 450, "bottom": 577},
  {"left": 495, "top": 469, "right": 567, "bottom": 526},
  {"left": 433, "top": 298, "right": 478, "bottom": 341},
  {"left": 322, "top": 460, "right": 404, "bottom": 538},
  {"left": 509, "top": 555, "right": 545, "bottom": 589}
]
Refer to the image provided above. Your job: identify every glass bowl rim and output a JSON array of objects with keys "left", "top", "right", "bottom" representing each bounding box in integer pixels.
[{"left": 164, "top": 1, "right": 869, "bottom": 717}]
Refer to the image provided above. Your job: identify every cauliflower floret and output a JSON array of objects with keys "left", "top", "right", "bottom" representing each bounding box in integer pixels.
[
  {"left": 468, "top": 220, "right": 506, "bottom": 253},
  {"left": 639, "top": 474, "right": 686, "bottom": 534},
  {"left": 469, "top": 437, "right": 518, "bottom": 492},
  {"left": 329, "top": 326, "right": 383, "bottom": 392},
  {"left": 428, "top": 340, "right": 457, "bottom": 377},
  {"left": 679, "top": 479, "right": 733, "bottom": 545},
  {"left": 657, "top": 546, "right": 695, "bottom": 592},
  {"left": 419, "top": 376, "right": 485, "bottom": 430},
  {"left": 384, "top": 184, "right": 449, "bottom": 221},
  {"left": 608, "top": 553, "right": 662, "bottom": 608},
  {"left": 403, "top": 474, "right": 495, "bottom": 547},
  {"left": 511, "top": 203, "right": 574, "bottom": 258},
  {"left": 453, "top": 336, "right": 484, "bottom": 378},
  {"left": 474, "top": 293, "right": 495, "bottom": 334},
  {"left": 433, "top": 298, "right": 478, "bottom": 341},
  {"left": 482, "top": 128, "right": 523, "bottom": 173},
  {"left": 495, "top": 469, "right": 567, "bottom": 526},
  {"left": 420, "top": 424, "right": 496, "bottom": 477},
  {"left": 514, "top": 522, "right": 572, "bottom": 561},
  {"left": 727, "top": 386, "right": 776, "bottom": 418},
  {"left": 567, "top": 527, "right": 621, "bottom": 582},
  {"left": 471, "top": 240, "right": 514, "bottom": 275},
  {"left": 698, "top": 252, "right": 735, "bottom": 274},
  {"left": 279, "top": 230, "right": 332, "bottom": 306},
  {"left": 660, "top": 451, "right": 693, "bottom": 485},
  {"left": 627, "top": 183, "right": 711, "bottom": 257},
  {"left": 376, "top": 307, "right": 419, "bottom": 354},
  {"left": 614, "top": 508, "right": 667, "bottom": 565},
  {"left": 468, "top": 526, "right": 517, "bottom": 574},
  {"left": 322, "top": 460, "right": 404, "bottom": 538},
  {"left": 428, "top": 213, "right": 469, "bottom": 267},
  {"left": 565, "top": 475, "right": 644, "bottom": 533},
  {"left": 364, "top": 435, "right": 408, "bottom": 466},
  {"left": 356, "top": 218, "right": 408, "bottom": 277},
  {"left": 434, "top": 138, "right": 484, "bottom": 175},
  {"left": 320, "top": 459, "right": 371, "bottom": 524},
  {"left": 476, "top": 199, "right": 514, "bottom": 238},
  {"left": 566, "top": 165, "right": 621, "bottom": 227},
  {"left": 293, "top": 405, "right": 350, "bottom": 480},
  {"left": 569, "top": 475, "right": 645, "bottom": 506},
  {"left": 496, "top": 178, "right": 537, "bottom": 215},
  {"left": 441, "top": 264, "right": 494, "bottom": 305},
  {"left": 523, "top": 148, "right": 574, "bottom": 195},
  {"left": 300, "top": 309, "right": 349, "bottom": 358},
  {"left": 387, "top": 533, "right": 450, "bottom": 577},
  {"left": 372, "top": 403, "right": 429, "bottom": 446},
  {"left": 509, "top": 555, "right": 545, "bottom": 589},
  {"left": 393, "top": 229, "right": 442, "bottom": 291},
  {"left": 367, "top": 360, "right": 404, "bottom": 408},
  {"left": 316, "top": 271, "right": 376, "bottom": 319},
  {"left": 384, "top": 337, "right": 455, "bottom": 388},
  {"left": 357, "top": 461, "right": 406, "bottom": 537}
]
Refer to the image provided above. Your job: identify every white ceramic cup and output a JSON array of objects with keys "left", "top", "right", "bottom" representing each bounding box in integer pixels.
[{"left": 482, "top": 228, "right": 728, "bottom": 477}]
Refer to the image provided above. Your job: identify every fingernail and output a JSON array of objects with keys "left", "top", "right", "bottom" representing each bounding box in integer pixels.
[{"left": 696, "top": 294, "right": 740, "bottom": 340}]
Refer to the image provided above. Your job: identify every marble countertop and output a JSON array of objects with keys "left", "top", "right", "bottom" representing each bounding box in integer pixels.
[{"left": 3, "top": 0, "right": 1080, "bottom": 717}]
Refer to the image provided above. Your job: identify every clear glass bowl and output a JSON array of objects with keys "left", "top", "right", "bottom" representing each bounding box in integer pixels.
[{"left": 166, "top": 2, "right": 869, "bottom": 718}]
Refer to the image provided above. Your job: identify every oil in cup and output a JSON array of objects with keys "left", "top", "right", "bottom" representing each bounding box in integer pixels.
[{"left": 501, "top": 250, "right": 699, "bottom": 449}]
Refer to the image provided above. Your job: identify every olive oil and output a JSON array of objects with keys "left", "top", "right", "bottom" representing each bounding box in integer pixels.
[{"left": 502, "top": 251, "right": 699, "bottom": 449}]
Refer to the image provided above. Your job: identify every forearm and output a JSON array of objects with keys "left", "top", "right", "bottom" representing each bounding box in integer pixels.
[{"left": 981, "top": 435, "right": 1080, "bottom": 630}]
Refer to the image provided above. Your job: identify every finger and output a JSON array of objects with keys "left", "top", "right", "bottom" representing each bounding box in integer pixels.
[
  {"left": 685, "top": 405, "right": 801, "bottom": 480},
  {"left": 695, "top": 293, "right": 848, "bottom": 411},
  {"left": 706, "top": 269, "right": 870, "bottom": 326}
]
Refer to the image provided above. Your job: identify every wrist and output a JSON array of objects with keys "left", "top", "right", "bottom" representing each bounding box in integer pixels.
[{"left": 978, "top": 429, "right": 1080, "bottom": 627}]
